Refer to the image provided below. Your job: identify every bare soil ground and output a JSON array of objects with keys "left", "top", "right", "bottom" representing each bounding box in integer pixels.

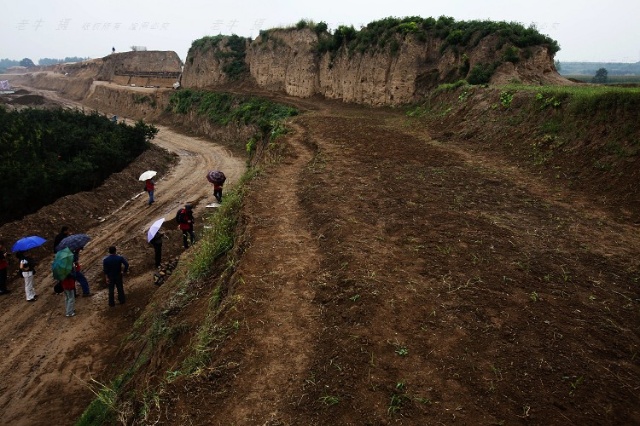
[
  {"left": 0, "top": 87, "right": 246, "bottom": 425},
  {"left": 0, "top": 81, "right": 638, "bottom": 425}
]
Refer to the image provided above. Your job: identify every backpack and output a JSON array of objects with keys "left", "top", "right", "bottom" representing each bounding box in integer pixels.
[{"left": 175, "top": 208, "right": 186, "bottom": 224}]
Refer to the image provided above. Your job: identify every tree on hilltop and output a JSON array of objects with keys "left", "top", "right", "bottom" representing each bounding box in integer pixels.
[{"left": 19, "top": 58, "right": 35, "bottom": 67}]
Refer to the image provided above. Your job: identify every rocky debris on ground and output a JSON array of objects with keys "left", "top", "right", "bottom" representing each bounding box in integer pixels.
[{"left": 153, "top": 257, "right": 180, "bottom": 286}]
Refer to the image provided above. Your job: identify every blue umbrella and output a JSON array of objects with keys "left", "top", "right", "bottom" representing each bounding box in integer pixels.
[
  {"left": 55, "top": 233, "right": 91, "bottom": 252},
  {"left": 12, "top": 236, "right": 47, "bottom": 253}
]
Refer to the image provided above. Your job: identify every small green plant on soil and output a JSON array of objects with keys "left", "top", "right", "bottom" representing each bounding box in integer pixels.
[
  {"left": 388, "top": 382, "right": 410, "bottom": 415},
  {"left": 500, "top": 91, "right": 514, "bottom": 108},
  {"left": 319, "top": 395, "right": 340, "bottom": 406},
  {"left": 395, "top": 346, "right": 409, "bottom": 356},
  {"left": 458, "top": 88, "right": 471, "bottom": 102},
  {"left": 535, "top": 92, "right": 562, "bottom": 109},
  {"left": 566, "top": 375, "right": 584, "bottom": 396},
  {"left": 530, "top": 291, "right": 539, "bottom": 302}
]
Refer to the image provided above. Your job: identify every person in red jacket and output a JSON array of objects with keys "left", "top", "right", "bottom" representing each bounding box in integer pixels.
[
  {"left": 145, "top": 179, "right": 155, "bottom": 205},
  {"left": 176, "top": 203, "right": 195, "bottom": 248},
  {"left": 0, "top": 242, "right": 9, "bottom": 295},
  {"left": 61, "top": 274, "right": 76, "bottom": 317}
]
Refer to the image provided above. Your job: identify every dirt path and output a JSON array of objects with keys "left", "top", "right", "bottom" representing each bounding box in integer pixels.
[
  {"left": 156, "top": 101, "right": 638, "bottom": 424},
  {"left": 0, "top": 99, "right": 245, "bottom": 425}
]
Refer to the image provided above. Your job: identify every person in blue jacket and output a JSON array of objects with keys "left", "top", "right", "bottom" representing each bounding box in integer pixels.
[{"left": 102, "top": 245, "right": 129, "bottom": 307}]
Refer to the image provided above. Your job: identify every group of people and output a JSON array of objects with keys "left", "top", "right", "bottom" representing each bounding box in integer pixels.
[
  {"left": 1, "top": 169, "right": 225, "bottom": 318},
  {"left": 0, "top": 226, "right": 130, "bottom": 318},
  {"left": 54, "top": 226, "right": 130, "bottom": 317}
]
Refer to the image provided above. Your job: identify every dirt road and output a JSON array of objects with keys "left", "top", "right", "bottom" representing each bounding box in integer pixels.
[{"left": 0, "top": 92, "right": 245, "bottom": 424}]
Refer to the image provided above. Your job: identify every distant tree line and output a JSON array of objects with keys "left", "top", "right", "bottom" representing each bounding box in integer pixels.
[
  {"left": 0, "top": 57, "right": 90, "bottom": 72},
  {"left": 0, "top": 107, "right": 157, "bottom": 222},
  {"left": 38, "top": 57, "right": 90, "bottom": 66},
  {"left": 557, "top": 61, "right": 640, "bottom": 76}
]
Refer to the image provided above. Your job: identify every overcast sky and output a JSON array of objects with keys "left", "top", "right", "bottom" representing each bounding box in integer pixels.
[{"left": 2, "top": 0, "right": 639, "bottom": 64}]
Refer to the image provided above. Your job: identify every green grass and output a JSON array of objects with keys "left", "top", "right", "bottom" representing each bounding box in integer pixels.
[
  {"left": 74, "top": 169, "right": 261, "bottom": 425},
  {"left": 563, "top": 75, "right": 640, "bottom": 84}
]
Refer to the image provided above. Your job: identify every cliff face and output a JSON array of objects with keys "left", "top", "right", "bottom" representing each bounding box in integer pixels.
[
  {"left": 181, "top": 46, "right": 232, "bottom": 88},
  {"left": 96, "top": 51, "right": 183, "bottom": 87},
  {"left": 183, "top": 29, "right": 568, "bottom": 106}
]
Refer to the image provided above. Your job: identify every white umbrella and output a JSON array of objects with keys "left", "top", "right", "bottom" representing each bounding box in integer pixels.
[
  {"left": 139, "top": 170, "right": 157, "bottom": 181},
  {"left": 147, "top": 218, "right": 165, "bottom": 242}
]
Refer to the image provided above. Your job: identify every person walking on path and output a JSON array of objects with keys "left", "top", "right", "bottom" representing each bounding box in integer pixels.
[
  {"left": 176, "top": 203, "right": 195, "bottom": 249},
  {"left": 0, "top": 243, "right": 9, "bottom": 295},
  {"left": 102, "top": 246, "right": 129, "bottom": 307},
  {"left": 213, "top": 181, "right": 223, "bottom": 203},
  {"left": 72, "top": 249, "right": 92, "bottom": 296},
  {"left": 149, "top": 231, "right": 164, "bottom": 268},
  {"left": 16, "top": 251, "right": 37, "bottom": 302},
  {"left": 53, "top": 226, "right": 71, "bottom": 253},
  {"left": 61, "top": 273, "right": 76, "bottom": 317},
  {"left": 145, "top": 179, "right": 155, "bottom": 205}
]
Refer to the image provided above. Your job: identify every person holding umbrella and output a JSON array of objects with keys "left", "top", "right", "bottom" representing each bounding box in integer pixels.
[
  {"left": 147, "top": 218, "right": 165, "bottom": 268},
  {"left": 207, "top": 170, "right": 226, "bottom": 203},
  {"left": 56, "top": 233, "right": 93, "bottom": 297},
  {"left": 139, "top": 171, "right": 157, "bottom": 206},
  {"left": 53, "top": 226, "right": 71, "bottom": 253},
  {"left": 16, "top": 251, "right": 37, "bottom": 302},
  {"left": 12, "top": 235, "right": 46, "bottom": 302},
  {"left": 102, "top": 246, "right": 129, "bottom": 307}
]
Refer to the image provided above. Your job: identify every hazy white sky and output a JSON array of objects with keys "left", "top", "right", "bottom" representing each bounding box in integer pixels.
[{"left": 2, "top": 0, "right": 639, "bottom": 63}]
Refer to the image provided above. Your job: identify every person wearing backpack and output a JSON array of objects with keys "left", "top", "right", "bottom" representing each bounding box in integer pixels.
[{"left": 176, "top": 203, "right": 195, "bottom": 249}]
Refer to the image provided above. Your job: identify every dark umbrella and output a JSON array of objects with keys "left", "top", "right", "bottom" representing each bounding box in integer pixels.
[
  {"left": 52, "top": 247, "right": 74, "bottom": 280},
  {"left": 12, "top": 236, "right": 47, "bottom": 253},
  {"left": 206, "top": 170, "right": 226, "bottom": 185},
  {"left": 55, "top": 233, "right": 91, "bottom": 252}
]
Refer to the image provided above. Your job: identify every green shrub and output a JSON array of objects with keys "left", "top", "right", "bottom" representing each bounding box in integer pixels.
[
  {"left": 502, "top": 46, "right": 520, "bottom": 63},
  {"left": 0, "top": 107, "right": 156, "bottom": 223},
  {"left": 189, "top": 34, "right": 248, "bottom": 81},
  {"left": 312, "top": 15, "right": 559, "bottom": 61},
  {"left": 167, "top": 90, "right": 298, "bottom": 139},
  {"left": 467, "top": 63, "right": 496, "bottom": 85}
]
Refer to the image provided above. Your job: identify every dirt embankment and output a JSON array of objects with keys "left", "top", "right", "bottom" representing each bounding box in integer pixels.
[
  {"left": 111, "top": 85, "right": 640, "bottom": 425},
  {"left": 2, "top": 70, "right": 639, "bottom": 425},
  {"left": 424, "top": 86, "right": 640, "bottom": 223}
]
